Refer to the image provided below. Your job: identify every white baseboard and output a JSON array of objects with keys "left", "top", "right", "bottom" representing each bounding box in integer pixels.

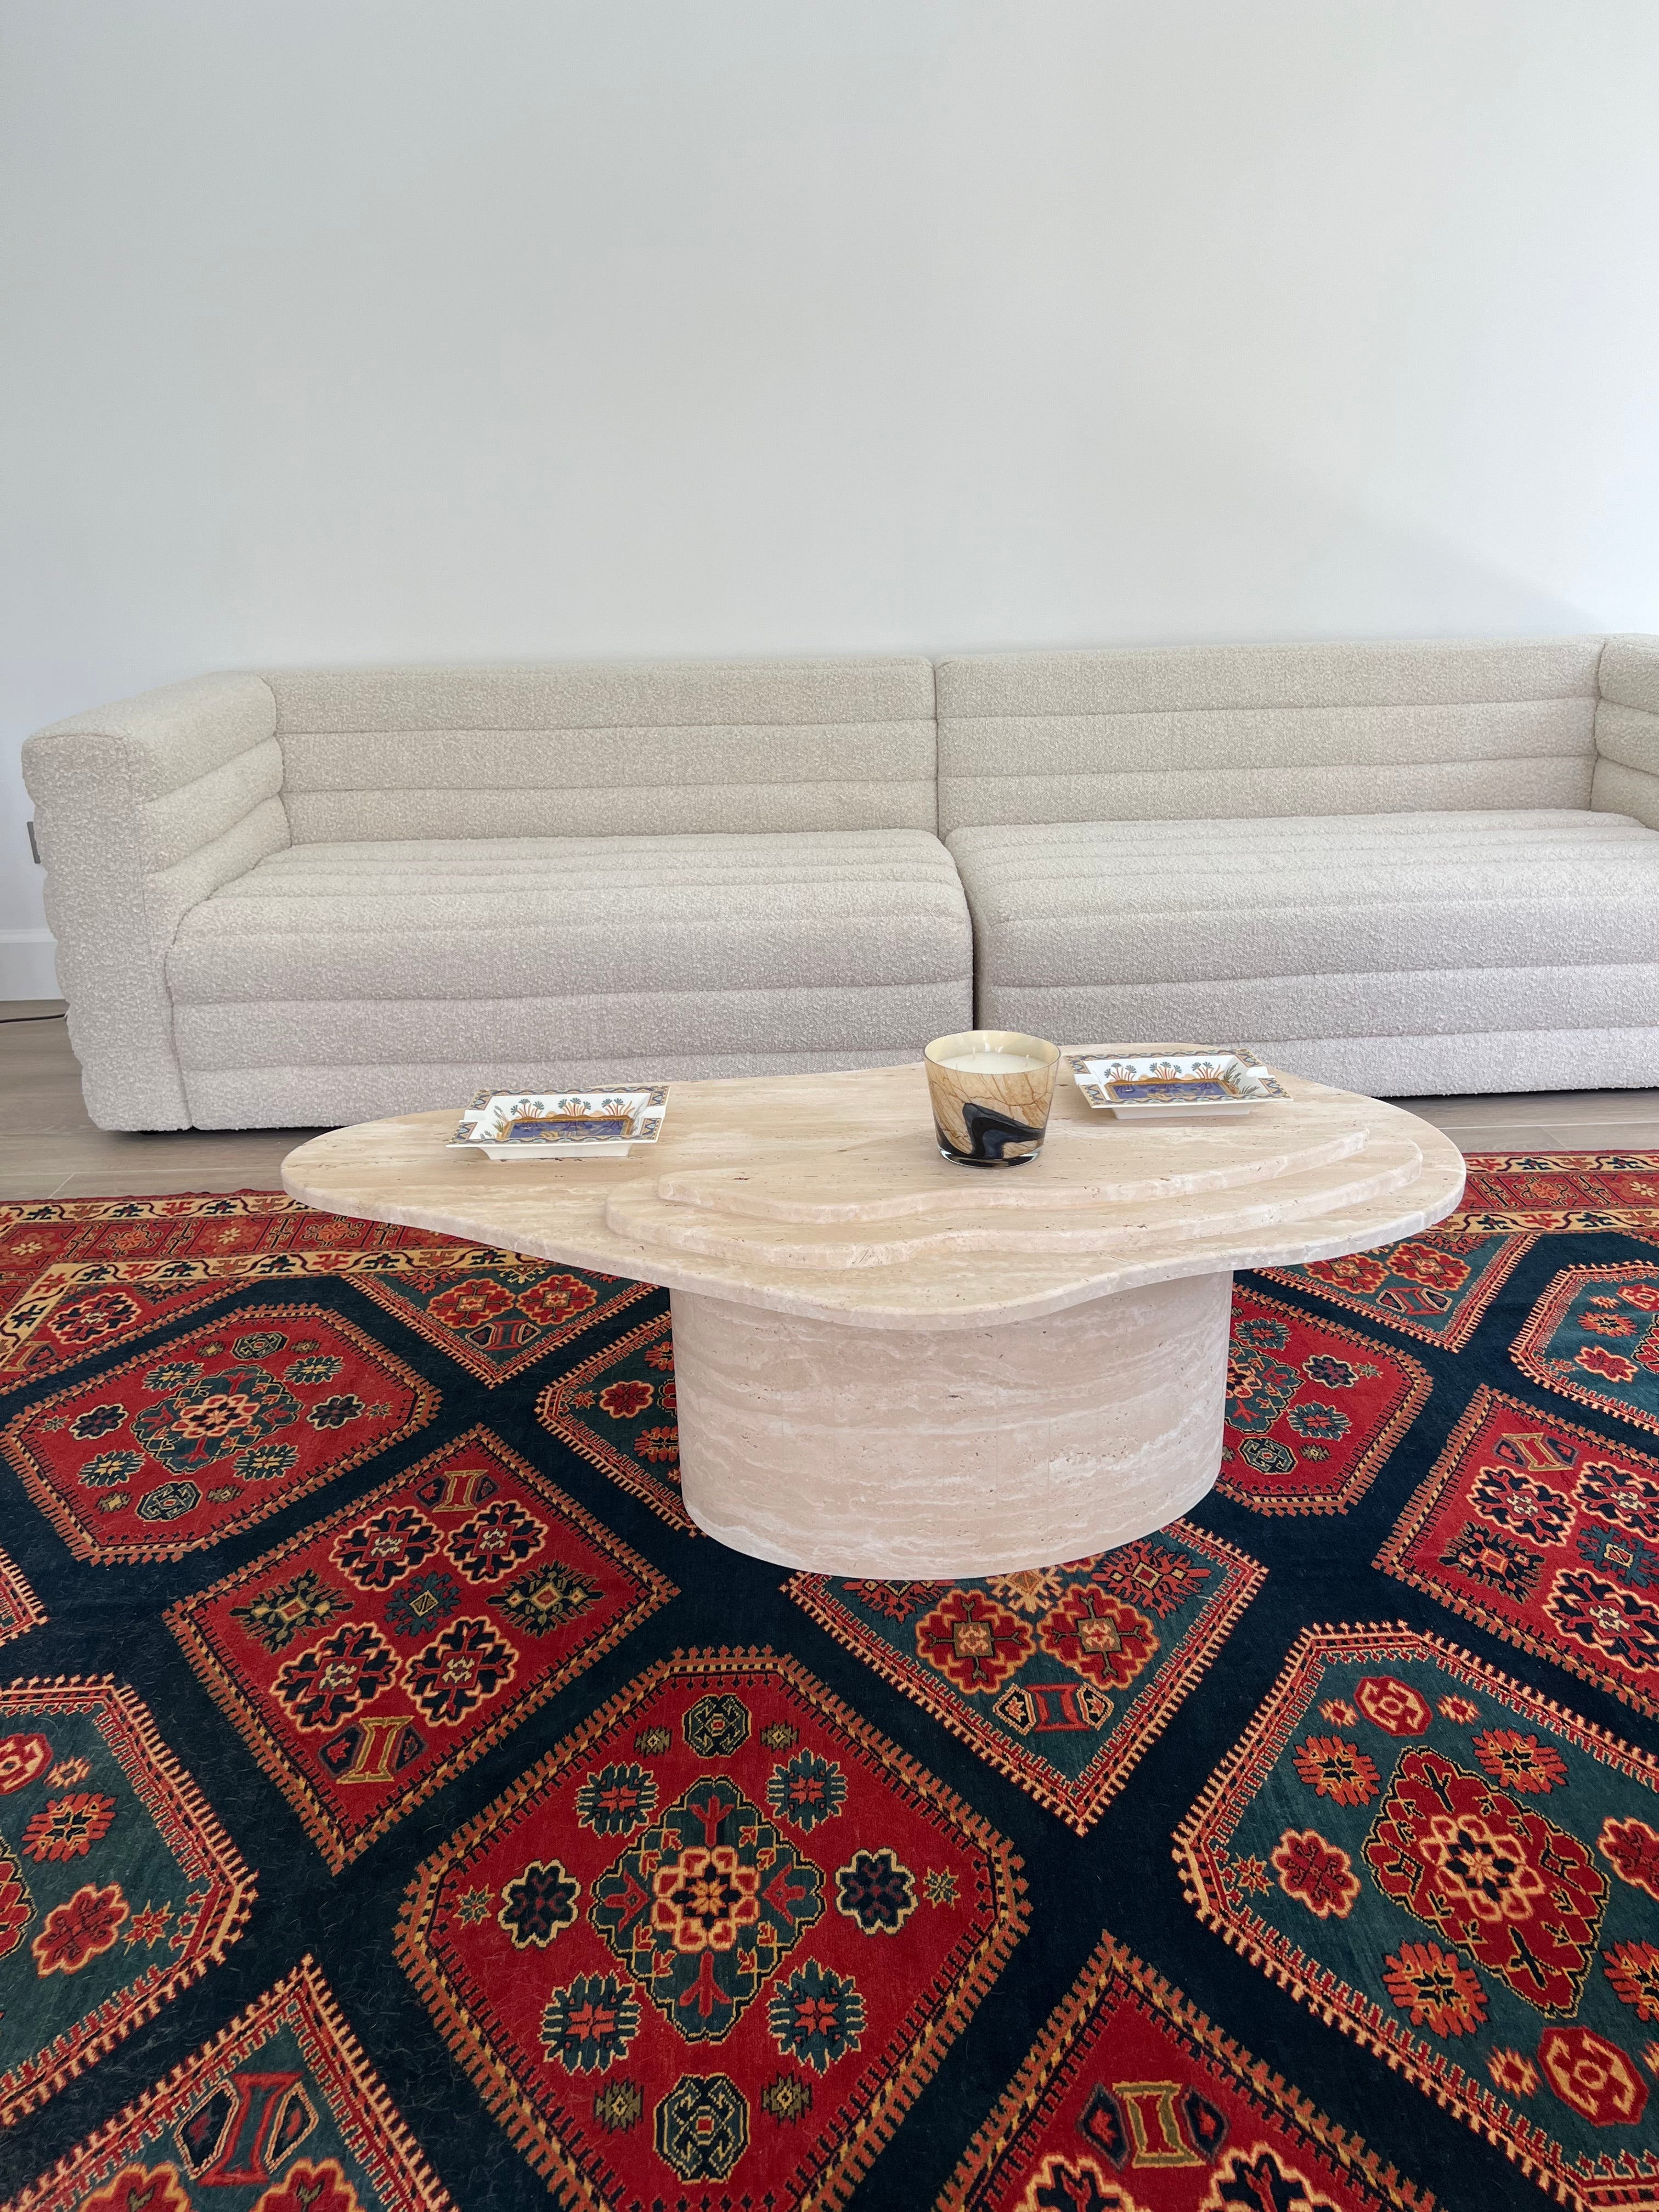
[{"left": 0, "top": 931, "right": 60, "bottom": 1001}]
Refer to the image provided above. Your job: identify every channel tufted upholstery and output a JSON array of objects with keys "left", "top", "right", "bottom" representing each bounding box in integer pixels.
[
  {"left": 25, "top": 658, "right": 970, "bottom": 1129},
  {"left": 167, "top": 830, "right": 971, "bottom": 1129},
  {"left": 266, "top": 658, "right": 942, "bottom": 842},
  {"left": 21, "top": 635, "right": 1659, "bottom": 1129},
  {"left": 934, "top": 636, "right": 1604, "bottom": 837},
  {"left": 949, "top": 810, "right": 1659, "bottom": 1099},
  {"left": 938, "top": 634, "right": 1659, "bottom": 1098}
]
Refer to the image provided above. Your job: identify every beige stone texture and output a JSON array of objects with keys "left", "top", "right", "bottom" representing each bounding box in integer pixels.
[
  {"left": 281, "top": 1058, "right": 1463, "bottom": 1571},
  {"left": 670, "top": 1274, "right": 1231, "bottom": 1575}
]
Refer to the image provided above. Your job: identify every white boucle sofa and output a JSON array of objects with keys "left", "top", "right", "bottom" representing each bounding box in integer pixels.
[
  {"left": 22, "top": 660, "right": 972, "bottom": 1129},
  {"left": 938, "top": 634, "right": 1659, "bottom": 1099},
  {"left": 22, "top": 635, "right": 1659, "bottom": 1130}
]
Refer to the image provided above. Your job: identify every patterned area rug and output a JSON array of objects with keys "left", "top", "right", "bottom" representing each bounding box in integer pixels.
[{"left": 0, "top": 1152, "right": 1654, "bottom": 2211}]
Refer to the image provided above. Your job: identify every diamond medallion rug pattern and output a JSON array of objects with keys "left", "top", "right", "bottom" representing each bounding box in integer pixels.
[
  {"left": 1378, "top": 1385, "right": 1659, "bottom": 1718},
  {"left": 1, "top": 1306, "right": 438, "bottom": 1563},
  {"left": 0, "top": 1679, "right": 254, "bottom": 2127},
  {"left": 1176, "top": 1624, "right": 1659, "bottom": 2212},
  {"left": 168, "top": 1425, "right": 675, "bottom": 1870},
  {"left": 788, "top": 1522, "right": 1264, "bottom": 1833},
  {"left": 0, "top": 1157, "right": 1657, "bottom": 2212},
  {"left": 354, "top": 1257, "right": 653, "bottom": 1387},
  {"left": 1511, "top": 1263, "right": 1659, "bottom": 1438},
  {"left": 538, "top": 1309, "right": 689, "bottom": 1531},
  {"left": 943, "top": 1934, "right": 1424, "bottom": 2210},
  {"left": 0, "top": 1195, "right": 467, "bottom": 1391},
  {"left": 396, "top": 1648, "right": 1027, "bottom": 2208},
  {"left": 1262, "top": 1228, "right": 1534, "bottom": 1351},
  {"left": 1217, "top": 1288, "right": 1431, "bottom": 1514},
  {"left": 7, "top": 1956, "right": 450, "bottom": 2211}
]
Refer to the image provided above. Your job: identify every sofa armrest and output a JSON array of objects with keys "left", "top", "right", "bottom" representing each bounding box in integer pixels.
[
  {"left": 1593, "top": 635, "right": 1659, "bottom": 831},
  {"left": 21, "top": 674, "right": 289, "bottom": 1128}
]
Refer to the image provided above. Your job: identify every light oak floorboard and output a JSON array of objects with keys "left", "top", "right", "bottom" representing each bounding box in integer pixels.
[
  {"left": 1414, "top": 1122, "right": 1564, "bottom": 1153},
  {"left": 1399, "top": 1088, "right": 1659, "bottom": 1122},
  {"left": 48, "top": 1170, "right": 292, "bottom": 1199}
]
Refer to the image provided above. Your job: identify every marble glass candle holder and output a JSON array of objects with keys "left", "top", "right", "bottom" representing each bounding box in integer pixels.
[{"left": 924, "top": 1030, "right": 1059, "bottom": 1167}]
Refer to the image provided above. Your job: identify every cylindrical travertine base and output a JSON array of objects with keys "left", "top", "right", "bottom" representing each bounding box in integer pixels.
[{"left": 671, "top": 1271, "right": 1233, "bottom": 1576}]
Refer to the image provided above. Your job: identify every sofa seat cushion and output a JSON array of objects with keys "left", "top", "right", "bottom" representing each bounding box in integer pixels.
[
  {"left": 166, "top": 830, "right": 972, "bottom": 1110},
  {"left": 951, "top": 808, "right": 1659, "bottom": 1060}
]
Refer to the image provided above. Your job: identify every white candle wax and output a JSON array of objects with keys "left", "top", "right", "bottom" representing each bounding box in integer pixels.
[{"left": 943, "top": 1051, "right": 1043, "bottom": 1073}]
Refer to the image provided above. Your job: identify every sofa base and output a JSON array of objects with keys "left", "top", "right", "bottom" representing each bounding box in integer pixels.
[
  {"left": 176, "top": 1048, "right": 928, "bottom": 1131},
  {"left": 163, "top": 1028, "right": 1659, "bottom": 1130},
  {"left": 1264, "top": 1029, "right": 1659, "bottom": 1100}
]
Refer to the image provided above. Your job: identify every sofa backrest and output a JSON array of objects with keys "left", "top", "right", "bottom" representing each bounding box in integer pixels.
[
  {"left": 264, "top": 658, "right": 938, "bottom": 842},
  {"left": 934, "top": 636, "right": 1604, "bottom": 838}
]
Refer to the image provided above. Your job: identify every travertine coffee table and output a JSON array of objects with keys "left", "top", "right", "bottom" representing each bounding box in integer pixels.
[{"left": 282, "top": 1061, "right": 1463, "bottom": 1577}]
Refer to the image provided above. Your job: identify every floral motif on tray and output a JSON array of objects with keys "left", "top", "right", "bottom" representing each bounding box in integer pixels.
[
  {"left": 537, "top": 1305, "right": 688, "bottom": 1531},
  {"left": 1174, "top": 1622, "right": 1659, "bottom": 2212},
  {"left": 0, "top": 1675, "right": 253, "bottom": 2125},
  {"left": 396, "top": 1648, "right": 1025, "bottom": 2207},
  {"left": 1511, "top": 1263, "right": 1659, "bottom": 1437},
  {"left": 167, "top": 1424, "right": 675, "bottom": 1871},
  {"left": 1217, "top": 1289, "right": 1431, "bottom": 1514},
  {"left": 788, "top": 1520, "right": 1263, "bottom": 1833},
  {"left": 1377, "top": 1383, "right": 1659, "bottom": 1718},
  {"left": 943, "top": 1931, "right": 1426, "bottom": 2210},
  {"left": 4, "top": 1955, "right": 450, "bottom": 2209},
  {"left": 0, "top": 1303, "right": 438, "bottom": 1562}
]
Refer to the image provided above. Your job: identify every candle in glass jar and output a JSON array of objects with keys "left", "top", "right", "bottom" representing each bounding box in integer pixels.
[{"left": 941, "top": 1050, "right": 1044, "bottom": 1073}]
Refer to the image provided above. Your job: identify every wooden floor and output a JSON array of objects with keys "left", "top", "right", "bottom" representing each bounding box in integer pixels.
[
  {"left": 0, "top": 1005, "right": 325, "bottom": 1201},
  {"left": 4, "top": 1002, "right": 1658, "bottom": 1201}
]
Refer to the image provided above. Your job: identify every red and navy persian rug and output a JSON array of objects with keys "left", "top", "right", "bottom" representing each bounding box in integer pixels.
[{"left": 0, "top": 1152, "right": 1656, "bottom": 2211}]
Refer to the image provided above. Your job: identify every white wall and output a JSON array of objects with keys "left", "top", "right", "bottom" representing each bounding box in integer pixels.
[{"left": 5, "top": 0, "right": 1659, "bottom": 992}]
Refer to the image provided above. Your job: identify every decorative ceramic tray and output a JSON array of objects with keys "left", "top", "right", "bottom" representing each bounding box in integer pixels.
[
  {"left": 1064, "top": 1051, "right": 1288, "bottom": 1120},
  {"left": 448, "top": 1088, "right": 669, "bottom": 1160}
]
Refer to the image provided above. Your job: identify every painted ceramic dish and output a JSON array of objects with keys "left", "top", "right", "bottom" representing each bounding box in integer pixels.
[
  {"left": 1065, "top": 1050, "right": 1287, "bottom": 1120},
  {"left": 448, "top": 1087, "right": 669, "bottom": 1160}
]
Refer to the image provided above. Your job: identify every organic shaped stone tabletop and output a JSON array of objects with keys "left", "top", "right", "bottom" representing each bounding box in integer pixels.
[{"left": 284, "top": 1059, "right": 1465, "bottom": 1576}]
